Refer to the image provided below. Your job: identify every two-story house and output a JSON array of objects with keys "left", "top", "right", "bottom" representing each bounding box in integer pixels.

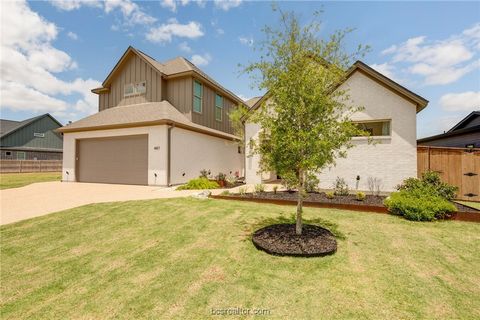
[{"left": 59, "top": 46, "right": 244, "bottom": 185}]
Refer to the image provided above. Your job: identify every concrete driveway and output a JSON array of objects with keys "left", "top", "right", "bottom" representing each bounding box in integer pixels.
[{"left": 0, "top": 181, "right": 224, "bottom": 225}]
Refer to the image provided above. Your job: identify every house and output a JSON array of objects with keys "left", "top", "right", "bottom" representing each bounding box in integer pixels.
[
  {"left": 244, "top": 61, "right": 429, "bottom": 192},
  {"left": 417, "top": 111, "right": 480, "bottom": 148},
  {"left": 0, "top": 113, "right": 63, "bottom": 160},
  {"left": 58, "top": 46, "right": 244, "bottom": 185}
]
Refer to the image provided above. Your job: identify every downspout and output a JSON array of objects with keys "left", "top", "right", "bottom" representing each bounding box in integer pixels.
[{"left": 167, "top": 124, "right": 174, "bottom": 186}]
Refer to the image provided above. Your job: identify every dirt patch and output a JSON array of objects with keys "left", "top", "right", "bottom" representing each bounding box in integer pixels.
[{"left": 252, "top": 224, "right": 337, "bottom": 257}]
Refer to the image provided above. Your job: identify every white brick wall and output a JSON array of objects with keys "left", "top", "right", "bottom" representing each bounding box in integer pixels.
[{"left": 245, "top": 71, "right": 418, "bottom": 192}]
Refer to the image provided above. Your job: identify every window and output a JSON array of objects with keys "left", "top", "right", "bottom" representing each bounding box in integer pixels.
[
  {"left": 124, "top": 81, "right": 146, "bottom": 97},
  {"left": 193, "top": 80, "right": 203, "bottom": 113},
  {"left": 17, "top": 151, "right": 26, "bottom": 160},
  {"left": 215, "top": 94, "right": 223, "bottom": 121},
  {"left": 355, "top": 120, "right": 391, "bottom": 137},
  {"left": 34, "top": 132, "right": 45, "bottom": 138}
]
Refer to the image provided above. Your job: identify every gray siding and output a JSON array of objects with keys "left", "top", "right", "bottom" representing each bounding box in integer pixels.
[
  {"left": 0, "top": 149, "right": 62, "bottom": 160},
  {"left": 99, "top": 53, "right": 163, "bottom": 111},
  {"left": 165, "top": 77, "right": 193, "bottom": 119},
  {"left": 0, "top": 116, "right": 63, "bottom": 150},
  {"left": 190, "top": 78, "right": 236, "bottom": 134},
  {"left": 418, "top": 132, "right": 480, "bottom": 148}
]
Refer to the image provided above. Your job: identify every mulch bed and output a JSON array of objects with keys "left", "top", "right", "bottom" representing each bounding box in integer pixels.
[{"left": 252, "top": 224, "right": 337, "bottom": 257}]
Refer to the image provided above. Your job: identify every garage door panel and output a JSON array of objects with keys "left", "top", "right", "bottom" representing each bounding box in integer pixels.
[{"left": 77, "top": 135, "right": 148, "bottom": 185}]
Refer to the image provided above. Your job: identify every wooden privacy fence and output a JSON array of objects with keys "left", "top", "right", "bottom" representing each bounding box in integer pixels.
[
  {"left": 418, "top": 146, "right": 480, "bottom": 202},
  {"left": 0, "top": 160, "right": 62, "bottom": 173}
]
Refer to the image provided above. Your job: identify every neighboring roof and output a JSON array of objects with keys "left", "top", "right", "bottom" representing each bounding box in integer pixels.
[
  {"left": 245, "top": 97, "right": 262, "bottom": 108},
  {"left": 92, "top": 46, "right": 245, "bottom": 106},
  {"left": 417, "top": 125, "right": 480, "bottom": 143},
  {"left": 448, "top": 111, "right": 480, "bottom": 132},
  {"left": 246, "top": 60, "right": 429, "bottom": 115},
  {"left": 0, "top": 114, "right": 62, "bottom": 139},
  {"left": 57, "top": 101, "right": 239, "bottom": 140}
]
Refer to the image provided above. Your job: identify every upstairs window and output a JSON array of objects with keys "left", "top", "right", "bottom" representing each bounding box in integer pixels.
[
  {"left": 215, "top": 94, "right": 223, "bottom": 121},
  {"left": 193, "top": 80, "right": 203, "bottom": 113},
  {"left": 355, "top": 120, "right": 391, "bottom": 137},
  {"left": 124, "top": 81, "right": 146, "bottom": 97}
]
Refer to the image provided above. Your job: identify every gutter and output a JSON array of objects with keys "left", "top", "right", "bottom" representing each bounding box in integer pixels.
[{"left": 167, "top": 124, "right": 174, "bottom": 186}]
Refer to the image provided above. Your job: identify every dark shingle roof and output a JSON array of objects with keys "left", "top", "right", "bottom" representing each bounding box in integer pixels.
[{"left": 0, "top": 114, "right": 62, "bottom": 138}]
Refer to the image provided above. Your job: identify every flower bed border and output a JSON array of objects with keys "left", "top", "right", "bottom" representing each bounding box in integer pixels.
[{"left": 210, "top": 194, "right": 480, "bottom": 223}]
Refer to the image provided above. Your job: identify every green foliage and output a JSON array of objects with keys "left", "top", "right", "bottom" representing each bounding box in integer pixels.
[
  {"left": 220, "top": 190, "right": 230, "bottom": 196},
  {"left": 384, "top": 191, "right": 457, "bottom": 221},
  {"left": 356, "top": 192, "right": 366, "bottom": 201},
  {"left": 238, "top": 186, "right": 247, "bottom": 195},
  {"left": 254, "top": 184, "right": 266, "bottom": 193},
  {"left": 333, "top": 177, "right": 349, "bottom": 196},
  {"left": 396, "top": 171, "right": 458, "bottom": 201},
  {"left": 281, "top": 172, "right": 298, "bottom": 192},
  {"left": 305, "top": 174, "right": 319, "bottom": 193},
  {"left": 326, "top": 191, "right": 335, "bottom": 199},
  {"left": 273, "top": 185, "right": 278, "bottom": 194},
  {"left": 177, "top": 178, "right": 219, "bottom": 190},
  {"left": 215, "top": 172, "right": 226, "bottom": 182}
]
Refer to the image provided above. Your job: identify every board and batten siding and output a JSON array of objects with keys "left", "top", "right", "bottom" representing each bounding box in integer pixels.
[
  {"left": 190, "top": 79, "right": 236, "bottom": 135},
  {"left": 99, "top": 53, "right": 163, "bottom": 111},
  {"left": 165, "top": 77, "right": 193, "bottom": 119}
]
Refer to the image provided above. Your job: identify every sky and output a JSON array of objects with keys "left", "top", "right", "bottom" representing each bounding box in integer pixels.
[{"left": 0, "top": 0, "right": 479, "bottom": 138}]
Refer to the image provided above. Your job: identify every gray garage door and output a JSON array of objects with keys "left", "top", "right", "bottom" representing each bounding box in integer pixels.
[{"left": 77, "top": 134, "right": 148, "bottom": 185}]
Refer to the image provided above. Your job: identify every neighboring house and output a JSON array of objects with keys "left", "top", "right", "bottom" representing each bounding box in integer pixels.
[
  {"left": 417, "top": 111, "right": 480, "bottom": 148},
  {"left": 244, "top": 61, "right": 429, "bottom": 192},
  {"left": 0, "top": 114, "right": 63, "bottom": 160},
  {"left": 58, "top": 46, "right": 244, "bottom": 185}
]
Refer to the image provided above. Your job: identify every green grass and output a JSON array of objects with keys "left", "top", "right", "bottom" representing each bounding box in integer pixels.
[
  {"left": 0, "top": 172, "right": 61, "bottom": 190},
  {"left": 456, "top": 201, "right": 480, "bottom": 210},
  {"left": 1, "top": 199, "right": 479, "bottom": 319}
]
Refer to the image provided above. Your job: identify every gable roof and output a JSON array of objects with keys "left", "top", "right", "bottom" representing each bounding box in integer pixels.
[
  {"left": 246, "top": 60, "right": 429, "bottom": 116},
  {"left": 0, "top": 114, "right": 62, "bottom": 139},
  {"left": 92, "top": 46, "right": 246, "bottom": 106},
  {"left": 57, "top": 101, "right": 239, "bottom": 141},
  {"left": 448, "top": 111, "right": 480, "bottom": 132}
]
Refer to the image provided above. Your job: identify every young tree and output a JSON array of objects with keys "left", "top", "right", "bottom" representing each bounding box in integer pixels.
[{"left": 238, "top": 9, "right": 369, "bottom": 235}]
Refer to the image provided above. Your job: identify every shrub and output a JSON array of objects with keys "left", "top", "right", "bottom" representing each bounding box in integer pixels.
[
  {"left": 367, "top": 177, "right": 383, "bottom": 196},
  {"left": 333, "top": 177, "right": 349, "bottom": 196},
  {"left": 281, "top": 172, "right": 298, "bottom": 192},
  {"left": 326, "top": 191, "right": 335, "bottom": 199},
  {"left": 215, "top": 172, "right": 226, "bottom": 182},
  {"left": 254, "top": 184, "right": 266, "bottom": 193},
  {"left": 177, "top": 178, "right": 219, "bottom": 190},
  {"left": 396, "top": 171, "right": 457, "bottom": 201},
  {"left": 226, "top": 175, "right": 237, "bottom": 187},
  {"left": 384, "top": 190, "right": 456, "bottom": 221},
  {"left": 220, "top": 190, "right": 230, "bottom": 196},
  {"left": 238, "top": 186, "right": 247, "bottom": 195},
  {"left": 305, "top": 174, "right": 319, "bottom": 193},
  {"left": 356, "top": 192, "right": 366, "bottom": 201},
  {"left": 199, "top": 169, "right": 210, "bottom": 179},
  {"left": 273, "top": 185, "right": 278, "bottom": 194}
]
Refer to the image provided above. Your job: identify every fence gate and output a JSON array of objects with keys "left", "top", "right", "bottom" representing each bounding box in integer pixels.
[{"left": 417, "top": 146, "right": 480, "bottom": 202}]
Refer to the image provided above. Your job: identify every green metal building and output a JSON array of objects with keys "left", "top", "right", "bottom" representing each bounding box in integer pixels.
[{"left": 0, "top": 114, "right": 63, "bottom": 160}]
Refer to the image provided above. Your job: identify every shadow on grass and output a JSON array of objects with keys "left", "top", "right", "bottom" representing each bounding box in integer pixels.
[{"left": 239, "top": 213, "right": 346, "bottom": 241}]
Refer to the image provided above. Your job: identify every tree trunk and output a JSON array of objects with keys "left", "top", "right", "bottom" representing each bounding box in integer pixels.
[{"left": 296, "top": 170, "right": 304, "bottom": 235}]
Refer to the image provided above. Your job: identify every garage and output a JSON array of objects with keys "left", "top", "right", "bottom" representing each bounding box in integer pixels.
[{"left": 76, "top": 134, "right": 148, "bottom": 185}]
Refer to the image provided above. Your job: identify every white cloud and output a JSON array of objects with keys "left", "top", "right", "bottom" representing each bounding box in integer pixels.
[
  {"left": 236, "top": 94, "right": 251, "bottom": 102},
  {"left": 190, "top": 53, "right": 211, "bottom": 66},
  {"left": 50, "top": 0, "right": 156, "bottom": 26},
  {"left": 146, "top": 19, "right": 204, "bottom": 43},
  {"left": 160, "top": 0, "right": 177, "bottom": 12},
  {"left": 178, "top": 41, "right": 192, "bottom": 53},
  {"left": 67, "top": 31, "right": 78, "bottom": 40},
  {"left": 421, "top": 115, "right": 465, "bottom": 137},
  {"left": 369, "top": 63, "right": 396, "bottom": 80},
  {"left": 214, "top": 0, "right": 242, "bottom": 11},
  {"left": 1, "top": 1, "right": 100, "bottom": 120},
  {"left": 439, "top": 91, "right": 480, "bottom": 112},
  {"left": 239, "top": 36, "right": 253, "bottom": 47},
  {"left": 381, "top": 24, "right": 480, "bottom": 85}
]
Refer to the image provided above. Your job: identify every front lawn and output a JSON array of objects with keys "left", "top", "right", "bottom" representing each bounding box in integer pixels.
[
  {"left": 1, "top": 199, "right": 479, "bottom": 319},
  {"left": 0, "top": 172, "right": 61, "bottom": 190}
]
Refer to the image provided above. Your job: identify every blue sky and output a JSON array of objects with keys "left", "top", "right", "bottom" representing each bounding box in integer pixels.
[{"left": 1, "top": 1, "right": 479, "bottom": 138}]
